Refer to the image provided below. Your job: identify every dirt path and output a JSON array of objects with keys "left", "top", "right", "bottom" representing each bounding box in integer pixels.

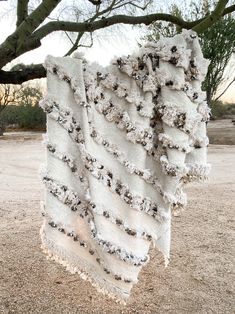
[
  {"left": 207, "top": 119, "right": 235, "bottom": 145},
  {"left": 0, "top": 134, "right": 234, "bottom": 314}
]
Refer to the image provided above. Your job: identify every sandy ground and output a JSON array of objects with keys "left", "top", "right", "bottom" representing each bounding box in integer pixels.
[
  {"left": 0, "top": 124, "right": 235, "bottom": 314},
  {"left": 207, "top": 119, "right": 235, "bottom": 145}
]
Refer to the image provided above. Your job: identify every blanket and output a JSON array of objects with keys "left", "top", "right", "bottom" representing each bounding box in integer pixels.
[{"left": 39, "top": 29, "right": 210, "bottom": 303}]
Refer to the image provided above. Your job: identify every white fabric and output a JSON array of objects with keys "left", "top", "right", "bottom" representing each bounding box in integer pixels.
[{"left": 39, "top": 29, "right": 210, "bottom": 303}]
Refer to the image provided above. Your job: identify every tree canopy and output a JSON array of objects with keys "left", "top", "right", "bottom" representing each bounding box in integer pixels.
[
  {"left": 0, "top": 83, "right": 44, "bottom": 135},
  {"left": 143, "top": 0, "right": 235, "bottom": 105},
  {"left": 0, "top": 0, "right": 234, "bottom": 84}
]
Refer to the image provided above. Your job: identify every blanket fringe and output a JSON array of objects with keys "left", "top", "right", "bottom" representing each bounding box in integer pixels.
[{"left": 40, "top": 224, "right": 130, "bottom": 304}]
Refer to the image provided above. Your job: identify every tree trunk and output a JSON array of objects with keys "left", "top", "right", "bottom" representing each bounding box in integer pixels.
[
  {"left": 0, "top": 124, "right": 5, "bottom": 136},
  {"left": 206, "top": 89, "right": 212, "bottom": 108}
]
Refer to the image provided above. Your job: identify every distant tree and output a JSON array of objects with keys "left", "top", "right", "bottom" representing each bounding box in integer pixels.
[
  {"left": 215, "top": 76, "right": 235, "bottom": 102},
  {"left": 143, "top": 0, "right": 235, "bottom": 105},
  {"left": 16, "top": 103, "right": 46, "bottom": 129},
  {"left": 18, "top": 85, "right": 43, "bottom": 107},
  {"left": 17, "top": 85, "right": 45, "bottom": 129},
  {"left": 0, "top": 84, "right": 21, "bottom": 113},
  {"left": 200, "top": 14, "right": 235, "bottom": 104},
  {"left": 0, "top": 84, "right": 43, "bottom": 112},
  {"left": 0, "top": 84, "right": 21, "bottom": 135},
  {"left": 0, "top": 84, "right": 44, "bottom": 135}
]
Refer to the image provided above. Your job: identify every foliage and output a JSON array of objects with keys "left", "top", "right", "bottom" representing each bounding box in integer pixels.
[
  {"left": 18, "top": 85, "right": 43, "bottom": 106},
  {"left": 0, "top": 104, "right": 46, "bottom": 130},
  {"left": 200, "top": 15, "right": 235, "bottom": 103},
  {"left": 0, "top": 83, "right": 43, "bottom": 109},
  {"left": 143, "top": 0, "right": 235, "bottom": 105},
  {"left": 0, "top": 83, "right": 45, "bottom": 131},
  {"left": 210, "top": 100, "right": 235, "bottom": 118}
]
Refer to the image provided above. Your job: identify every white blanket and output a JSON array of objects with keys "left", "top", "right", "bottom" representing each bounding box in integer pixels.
[{"left": 40, "top": 29, "right": 210, "bottom": 303}]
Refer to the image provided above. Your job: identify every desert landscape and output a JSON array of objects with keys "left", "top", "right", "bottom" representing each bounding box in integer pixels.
[{"left": 0, "top": 120, "right": 234, "bottom": 314}]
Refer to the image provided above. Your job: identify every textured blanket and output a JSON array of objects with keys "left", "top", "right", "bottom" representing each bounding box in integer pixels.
[{"left": 39, "top": 29, "right": 211, "bottom": 303}]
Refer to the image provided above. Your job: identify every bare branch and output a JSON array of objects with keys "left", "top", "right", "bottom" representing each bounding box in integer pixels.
[
  {"left": 223, "top": 4, "right": 235, "bottom": 15},
  {"left": 79, "top": 32, "right": 94, "bottom": 48},
  {"left": 16, "top": 0, "right": 29, "bottom": 27},
  {"left": 0, "top": 0, "right": 234, "bottom": 85},
  {"left": 19, "top": 0, "right": 62, "bottom": 34},
  {"left": 192, "top": 0, "right": 229, "bottom": 33},
  {"left": 0, "top": 84, "right": 22, "bottom": 113},
  {"left": 0, "top": 0, "right": 62, "bottom": 68},
  {"left": 33, "top": 1, "right": 235, "bottom": 41},
  {"left": 126, "top": 0, "right": 152, "bottom": 11},
  {"left": 64, "top": 31, "right": 75, "bottom": 46},
  {"left": 87, "top": 0, "right": 102, "bottom": 5},
  {"left": 33, "top": 13, "right": 191, "bottom": 40},
  {"left": 63, "top": 0, "right": 119, "bottom": 56},
  {"left": 64, "top": 32, "right": 85, "bottom": 56},
  {"left": 0, "top": 64, "right": 46, "bottom": 84},
  {"left": 214, "top": 77, "right": 235, "bottom": 102}
]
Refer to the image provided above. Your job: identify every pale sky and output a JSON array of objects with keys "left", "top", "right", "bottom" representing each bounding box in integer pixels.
[
  {"left": 0, "top": 1, "right": 234, "bottom": 103},
  {"left": 0, "top": 1, "right": 141, "bottom": 65}
]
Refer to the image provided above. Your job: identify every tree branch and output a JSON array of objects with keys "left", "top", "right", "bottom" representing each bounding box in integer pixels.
[
  {"left": 87, "top": 0, "right": 102, "bottom": 5},
  {"left": 223, "top": 4, "right": 235, "bottom": 15},
  {"left": 61, "top": 0, "right": 131, "bottom": 57},
  {"left": 64, "top": 32, "right": 85, "bottom": 56},
  {"left": 33, "top": 1, "right": 235, "bottom": 41},
  {"left": 15, "top": 0, "right": 62, "bottom": 52},
  {"left": 215, "top": 77, "right": 235, "bottom": 101},
  {"left": 16, "top": 0, "right": 29, "bottom": 27},
  {"left": 1, "top": 0, "right": 234, "bottom": 85},
  {"left": 0, "top": 0, "right": 61, "bottom": 69},
  {"left": 192, "top": 0, "right": 229, "bottom": 33},
  {"left": 33, "top": 13, "right": 192, "bottom": 40},
  {"left": 17, "top": 0, "right": 62, "bottom": 36},
  {"left": 0, "top": 64, "right": 46, "bottom": 84}
]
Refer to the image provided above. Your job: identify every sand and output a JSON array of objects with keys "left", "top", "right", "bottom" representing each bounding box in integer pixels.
[
  {"left": 207, "top": 119, "right": 235, "bottom": 145},
  {"left": 0, "top": 127, "right": 234, "bottom": 314}
]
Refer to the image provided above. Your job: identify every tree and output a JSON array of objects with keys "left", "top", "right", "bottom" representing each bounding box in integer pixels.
[
  {"left": 201, "top": 16, "right": 235, "bottom": 104},
  {"left": 15, "top": 85, "right": 45, "bottom": 129},
  {"left": 0, "top": 0, "right": 234, "bottom": 85},
  {"left": 143, "top": 0, "right": 235, "bottom": 105},
  {"left": 0, "top": 83, "right": 43, "bottom": 114},
  {"left": 0, "top": 83, "right": 44, "bottom": 135},
  {"left": 0, "top": 84, "right": 21, "bottom": 135},
  {"left": 18, "top": 85, "right": 43, "bottom": 107},
  {"left": 0, "top": 84, "right": 21, "bottom": 113}
]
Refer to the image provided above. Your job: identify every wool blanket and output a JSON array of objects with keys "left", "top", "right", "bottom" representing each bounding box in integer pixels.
[{"left": 39, "top": 29, "right": 211, "bottom": 303}]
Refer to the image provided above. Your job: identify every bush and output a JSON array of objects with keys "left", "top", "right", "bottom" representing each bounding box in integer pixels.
[
  {"left": 210, "top": 101, "right": 235, "bottom": 118},
  {"left": 17, "top": 104, "right": 46, "bottom": 129},
  {"left": 0, "top": 104, "right": 46, "bottom": 130}
]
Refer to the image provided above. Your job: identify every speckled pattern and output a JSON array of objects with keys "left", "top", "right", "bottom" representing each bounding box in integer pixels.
[
  {"left": 0, "top": 133, "right": 234, "bottom": 313},
  {"left": 39, "top": 30, "right": 212, "bottom": 301}
]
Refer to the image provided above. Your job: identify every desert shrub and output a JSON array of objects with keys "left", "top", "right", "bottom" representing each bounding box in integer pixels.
[
  {"left": 210, "top": 101, "right": 235, "bottom": 118},
  {"left": 17, "top": 104, "right": 46, "bottom": 129},
  {"left": 0, "top": 105, "right": 20, "bottom": 125},
  {"left": 0, "top": 104, "right": 46, "bottom": 130}
]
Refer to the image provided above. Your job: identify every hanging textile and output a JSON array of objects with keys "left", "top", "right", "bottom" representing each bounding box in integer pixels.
[{"left": 39, "top": 29, "right": 211, "bottom": 303}]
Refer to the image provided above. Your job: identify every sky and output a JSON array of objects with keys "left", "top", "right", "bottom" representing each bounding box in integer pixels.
[
  {"left": 0, "top": 1, "right": 141, "bottom": 65},
  {"left": 0, "top": 0, "right": 234, "bottom": 103}
]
